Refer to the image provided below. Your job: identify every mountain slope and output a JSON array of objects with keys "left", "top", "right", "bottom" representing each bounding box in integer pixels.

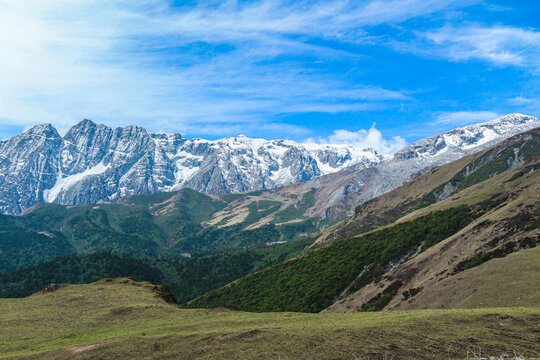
[
  {"left": 359, "top": 245, "right": 540, "bottom": 310},
  {"left": 0, "top": 236, "right": 313, "bottom": 302},
  {"left": 314, "top": 126, "right": 540, "bottom": 246},
  {"left": 0, "top": 119, "right": 381, "bottom": 215},
  {"left": 188, "top": 128, "right": 539, "bottom": 313},
  {"left": 326, "top": 161, "right": 539, "bottom": 312},
  {"left": 0, "top": 186, "right": 323, "bottom": 272},
  {"left": 189, "top": 206, "right": 482, "bottom": 312}
]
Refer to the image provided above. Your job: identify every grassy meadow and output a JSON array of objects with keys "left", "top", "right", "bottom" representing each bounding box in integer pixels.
[{"left": 0, "top": 279, "right": 538, "bottom": 359}]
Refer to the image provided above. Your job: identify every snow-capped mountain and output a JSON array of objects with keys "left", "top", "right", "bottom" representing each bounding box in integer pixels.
[
  {"left": 361, "top": 113, "right": 540, "bottom": 201},
  {"left": 393, "top": 113, "right": 539, "bottom": 161},
  {"left": 0, "top": 113, "right": 537, "bottom": 216},
  {"left": 291, "top": 113, "right": 540, "bottom": 218},
  {"left": 0, "top": 119, "right": 382, "bottom": 214}
]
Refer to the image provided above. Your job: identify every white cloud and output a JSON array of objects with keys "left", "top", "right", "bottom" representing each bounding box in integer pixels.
[
  {"left": 0, "top": 0, "right": 474, "bottom": 137},
  {"left": 408, "top": 24, "right": 540, "bottom": 69},
  {"left": 306, "top": 124, "right": 406, "bottom": 154},
  {"left": 510, "top": 96, "right": 539, "bottom": 105},
  {"left": 508, "top": 96, "right": 540, "bottom": 116},
  {"left": 433, "top": 111, "right": 501, "bottom": 125},
  {"left": 177, "top": 122, "right": 311, "bottom": 139}
]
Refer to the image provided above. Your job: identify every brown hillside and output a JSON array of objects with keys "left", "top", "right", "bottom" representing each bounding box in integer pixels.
[{"left": 325, "top": 163, "right": 540, "bottom": 312}]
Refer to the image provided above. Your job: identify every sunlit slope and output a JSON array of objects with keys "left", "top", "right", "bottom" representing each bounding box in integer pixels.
[
  {"left": 326, "top": 161, "right": 540, "bottom": 312},
  {"left": 392, "top": 246, "right": 540, "bottom": 309},
  {"left": 314, "top": 127, "right": 540, "bottom": 246}
]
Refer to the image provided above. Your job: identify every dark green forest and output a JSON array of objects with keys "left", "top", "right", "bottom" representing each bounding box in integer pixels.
[
  {"left": 0, "top": 237, "right": 313, "bottom": 301},
  {"left": 0, "top": 188, "right": 324, "bottom": 272}
]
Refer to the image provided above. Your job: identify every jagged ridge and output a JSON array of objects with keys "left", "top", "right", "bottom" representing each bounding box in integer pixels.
[
  {"left": 0, "top": 120, "right": 381, "bottom": 214},
  {"left": 0, "top": 113, "right": 538, "bottom": 215}
]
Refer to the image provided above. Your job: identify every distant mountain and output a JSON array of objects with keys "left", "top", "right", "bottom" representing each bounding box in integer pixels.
[
  {"left": 0, "top": 119, "right": 381, "bottom": 215},
  {"left": 361, "top": 112, "right": 540, "bottom": 201}
]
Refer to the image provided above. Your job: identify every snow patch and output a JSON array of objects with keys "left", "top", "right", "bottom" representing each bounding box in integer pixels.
[{"left": 43, "top": 162, "right": 110, "bottom": 202}]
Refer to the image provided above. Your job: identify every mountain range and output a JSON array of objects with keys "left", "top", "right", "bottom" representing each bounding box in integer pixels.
[
  {"left": 0, "top": 120, "right": 381, "bottom": 215},
  {"left": 1, "top": 113, "right": 538, "bottom": 216},
  {"left": 1, "top": 114, "right": 539, "bottom": 360}
]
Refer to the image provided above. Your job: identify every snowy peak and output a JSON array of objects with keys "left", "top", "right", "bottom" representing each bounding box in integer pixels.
[
  {"left": 394, "top": 113, "right": 539, "bottom": 161},
  {"left": 25, "top": 123, "right": 60, "bottom": 137}
]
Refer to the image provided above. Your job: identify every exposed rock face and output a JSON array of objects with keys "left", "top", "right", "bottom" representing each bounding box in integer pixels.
[{"left": 0, "top": 120, "right": 382, "bottom": 214}]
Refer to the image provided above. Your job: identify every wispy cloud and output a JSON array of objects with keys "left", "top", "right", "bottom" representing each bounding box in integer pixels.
[
  {"left": 433, "top": 111, "right": 501, "bottom": 125},
  {"left": 398, "top": 24, "right": 540, "bottom": 69},
  {"left": 306, "top": 124, "right": 407, "bottom": 154},
  {"left": 508, "top": 96, "right": 540, "bottom": 115},
  {"left": 0, "top": 0, "right": 475, "bottom": 138}
]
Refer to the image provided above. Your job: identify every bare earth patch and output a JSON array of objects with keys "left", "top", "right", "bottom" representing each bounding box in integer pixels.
[{"left": 66, "top": 342, "right": 107, "bottom": 354}]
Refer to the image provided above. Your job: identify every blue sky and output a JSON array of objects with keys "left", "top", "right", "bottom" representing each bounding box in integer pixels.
[{"left": 0, "top": 0, "right": 538, "bottom": 153}]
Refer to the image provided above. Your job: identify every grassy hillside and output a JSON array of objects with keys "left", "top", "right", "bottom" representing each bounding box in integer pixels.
[
  {"left": 1, "top": 279, "right": 539, "bottom": 360},
  {"left": 395, "top": 246, "right": 540, "bottom": 309},
  {"left": 188, "top": 206, "right": 482, "bottom": 312},
  {"left": 326, "top": 161, "right": 539, "bottom": 313},
  {"left": 189, "top": 130, "right": 540, "bottom": 313}
]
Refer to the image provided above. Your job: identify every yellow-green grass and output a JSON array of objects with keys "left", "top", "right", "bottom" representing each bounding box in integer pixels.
[
  {"left": 1, "top": 279, "right": 539, "bottom": 359},
  {"left": 398, "top": 160, "right": 540, "bottom": 224},
  {"left": 396, "top": 246, "right": 540, "bottom": 310}
]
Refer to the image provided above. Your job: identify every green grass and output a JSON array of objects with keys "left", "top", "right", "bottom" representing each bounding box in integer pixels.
[
  {"left": 272, "top": 188, "right": 316, "bottom": 223},
  {"left": 413, "top": 246, "right": 540, "bottom": 310},
  {"left": 1, "top": 279, "right": 538, "bottom": 360}
]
